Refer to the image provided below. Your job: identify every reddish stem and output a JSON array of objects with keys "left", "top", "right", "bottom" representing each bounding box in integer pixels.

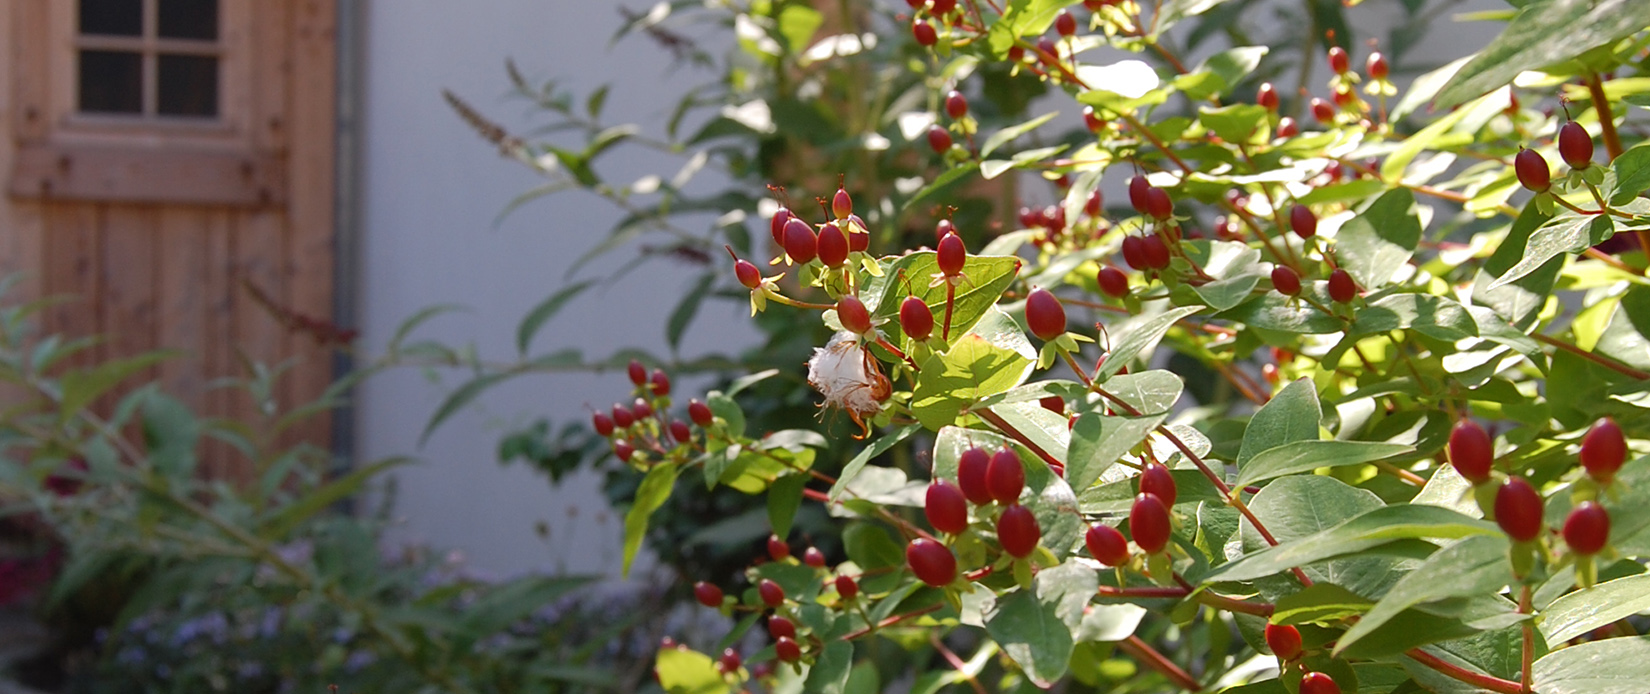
[
  {"left": 1404, "top": 649, "right": 1523, "bottom": 694},
  {"left": 1119, "top": 636, "right": 1202, "bottom": 691}
]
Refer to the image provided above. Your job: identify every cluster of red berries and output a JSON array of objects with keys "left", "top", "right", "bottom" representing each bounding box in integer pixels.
[
  {"left": 905, "top": 0, "right": 960, "bottom": 47},
  {"left": 926, "top": 90, "right": 968, "bottom": 154},
  {"left": 1449, "top": 417, "right": 1628, "bottom": 575},
  {"left": 590, "top": 361, "right": 714, "bottom": 464},
  {"left": 1515, "top": 121, "right": 1595, "bottom": 193},
  {"left": 1261, "top": 623, "right": 1344, "bottom": 693},
  {"left": 770, "top": 185, "right": 871, "bottom": 269},
  {"left": 692, "top": 532, "right": 856, "bottom": 671}
]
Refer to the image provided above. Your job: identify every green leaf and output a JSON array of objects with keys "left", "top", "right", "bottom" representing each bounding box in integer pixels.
[
  {"left": 831, "top": 424, "right": 922, "bottom": 501},
  {"left": 1197, "top": 46, "right": 1268, "bottom": 97},
  {"left": 768, "top": 473, "right": 810, "bottom": 541},
  {"left": 1486, "top": 211, "right": 1611, "bottom": 290},
  {"left": 655, "top": 648, "right": 724, "bottom": 694},
  {"left": 804, "top": 641, "right": 855, "bottom": 694},
  {"left": 986, "top": 0, "right": 1069, "bottom": 54},
  {"left": 60, "top": 352, "right": 172, "bottom": 422},
  {"left": 461, "top": 575, "right": 594, "bottom": 639},
  {"left": 1541, "top": 574, "right": 1650, "bottom": 644},
  {"left": 1272, "top": 583, "right": 1376, "bottom": 624},
  {"left": 986, "top": 587, "right": 1074, "bottom": 686},
  {"left": 1608, "top": 141, "right": 1650, "bottom": 206},
  {"left": 515, "top": 281, "right": 594, "bottom": 355},
  {"left": 1340, "top": 294, "right": 1480, "bottom": 347},
  {"left": 1199, "top": 104, "right": 1270, "bottom": 144},
  {"left": 776, "top": 4, "right": 822, "bottom": 53},
  {"left": 982, "top": 112, "right": 1058, "bottom": 158},
  {"left": 1218, "top": 498, "right": 1496, "bottom": 584},
  {"left": 1037, "top": 560, "right": 1100, "bottom": 630},
  {"left": 666, "top": 274, "right": 716, "bottom": 353},
  {"left": 842, "top": 522, "right": 904, "bottom": 570},
  {"left": 142, "top": 393, "right": 199, "bottom": 481},
  {"left": 1433, "top": 0, "right": 1650, "bottom": 110},
  {"left": 1097, "top": 306, "right": 1204, "bottom": 379},
  {"left": 911, "top": 330, "right": 1035, "bottom": 430},
  {"left": 622, "top": 462, "right": 679, "bottom": 577},
  {"left": 1595, "top": 285, "right": 1650, "bottom": 372},
  {"left": 260, "top": 457, "right": 411, "bottom": 539},
  {"left": 1235, "top": 441, "right": 1414, "bottom": 487},
  {"left": 1335, "top": 535, "right": 1514, "bottom": 655},
  {"left": 391, "top": 304, "right": 466, "bottom": 352},
  {"left": 421, "top": 372, "right": 512, "bottom": 444},
  {"left": 1336, "top": 189, "right": 1422, "bottom": 291},
  {"left": 1472, "top": 204, "right": 1562, "bottom": 330},
  {"left": 1066, "top": 411, "right": 1168, "bottom": 492},
  {"left": 1533, "top": 636, "right": 1650, "bottom": 694},
  {"left": 1236, "top": 476, "right": 1415, "bottom": 601},
  {"left": 1094, "top": 370, "right": 1185, "bottom": 414},
  {"left": 1215, "top": 285, "right": 1344, "bottom": 334},
  {"left": 861, "top": 252, "right": 1021, "bottom": 344},
  {"left": 1238, "top": 378, "right": 1321, "bottom": 468}
]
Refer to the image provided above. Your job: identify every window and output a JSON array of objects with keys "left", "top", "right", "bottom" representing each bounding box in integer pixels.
[{"left": 77, "top": 0, "right": 221, "bottom": 119}]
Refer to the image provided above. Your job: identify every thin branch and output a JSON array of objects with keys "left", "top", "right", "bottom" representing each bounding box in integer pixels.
[
  {"left": 1119, "top": 636, "right": 1203, "bottom": 691},
  {"left": 1533, "top": 333, "right": 1650, "bottom": 380},
  {"left": 1405, "top": 648, "right": 1523, "bottom": 694}
]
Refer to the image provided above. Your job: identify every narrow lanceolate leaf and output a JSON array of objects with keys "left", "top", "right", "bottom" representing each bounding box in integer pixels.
[
  {"left": 1237, "top": 378, "right": 1321, "bottom": 468},
  {"left": 1335, "top": 535, "right": 1514, "bottom": 655},
  {"left": 1235, "top": 441, "right": 1413, "bottom": 487},
  {"left": 1432, "top": 0, "right": 1650, "bottom": 110},
  {"left": 1533, "top": 636, "right": 1650, "bottom": 694},
  {"left": 1487, "top": 211, "right": 1611, "bottom": 290},
  {"left": 1540, "top": 574, "right": 1650, "bottom": 644},
  {"left": 1096, "top": 306, "right": 1204, "bottom": 379},
  {"left": 516, "top": 280, "right": 594, "bottom": 355},
  {"left": 622, "top": 462, "right": 679, "bottom": 578},
  {"left": 831, "top": 424, "right": 922, "bottom": 501},
  {"left": 1214, "top": 503, "right": 1498, "bottom": 583}
]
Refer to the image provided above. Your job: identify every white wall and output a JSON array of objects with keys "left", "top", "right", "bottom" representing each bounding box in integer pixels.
[{"left": 356, "top": 1, "right": 758, "bottom": 579}]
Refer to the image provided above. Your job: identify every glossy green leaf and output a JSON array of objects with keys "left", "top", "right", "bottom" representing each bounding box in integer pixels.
[
  {"left": 1487, "top": 210, "right": 1611, "bottom": 290},
  {"left": 911, "top": 329, "right": 1035, "bottom": 431},
  {"left": 1608, "top": 142, "right": 1650, "bottom": 206},
  {"left": 1541, "top": 574, "right": 1650, "bottom": 644},
  {"left": 842, "top": 522, "right": 904, "bottom": 570},
  {"left": 804, "top": 640, "right": 854, "bottom": 694},
  {"left": 622, "top": 462, "right": 679, "bottom": 577},
  {"left": 1336, "top": 189, "right": 1422, "bottom": 291},
  {"left": 1433, "top": 0, "right": 1650, "bottom": 110},
  {"left": 982, "top": 112, "right": 1058, "bottom": 158},
  {"left": 861, "top": 252, "right": 1021, "bottom": 344},
  {"left": 655, "top": 646, "right": 723, "bottom": 694},
  {"left": 1237, "top": 377, "right": 1321, "bottom": 468},
  {"left": 1096, "top": 306, "right": 1204, "bottom": 379},
  {"left": 1219, "top": 498, "right": 1496, "bottom": 583},
  {"left": 986, "top": 587, "right": 1074, "bottom": 686},
  {"left": 1066, "top": 411, "right": 1169, "bottom": 492},
  {"left": 768, "top": 473, "right": 809, "bottom": 540},
  {"left": 1472, "top": 204, "right": 1561, "bottom": 330},
  {"left": 1533, "top": 636, "right": 1650, "bottom": 694},
  {"left": 831, "top": 423, "right": 922, "bottom": 501},
  {"left": 515, "top": 281, "right": 594, "bottom": 355},
  {"left": 1235, "top": 440, "right": 1413, "bottom": 487},
  {"left": 1335, "top": 535, "right": 1514, "bottom": 654}
]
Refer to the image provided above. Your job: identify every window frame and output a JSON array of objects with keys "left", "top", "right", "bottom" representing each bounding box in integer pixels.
[{"left": 8, "top": 0, "right": 283, "bottom": 207}]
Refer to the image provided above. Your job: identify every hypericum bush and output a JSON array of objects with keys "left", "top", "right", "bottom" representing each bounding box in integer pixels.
[{"left": 514, "top": 1, "right": 1650, "bottom": 692}]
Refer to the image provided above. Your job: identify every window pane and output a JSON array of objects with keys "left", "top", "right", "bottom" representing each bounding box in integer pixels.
[
  {"left": 79, "top": 0, "right": 143, "bottom": 36},
  {"left": 79, "top": 50, "right": 143, "bottom": 114},
  {"left": 158, "top": 54, "right": 218, "bottom": 117},
  {"left": 158, "top": 0, "right": 218, "bottom": 40}
]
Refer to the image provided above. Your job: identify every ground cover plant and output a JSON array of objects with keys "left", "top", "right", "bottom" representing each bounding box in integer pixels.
[{"left": 458, "top": 0, "right": 1650, "bottom": 691}]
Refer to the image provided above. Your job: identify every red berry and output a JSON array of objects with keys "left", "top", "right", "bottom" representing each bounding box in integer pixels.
[
  {"left": 768, "top": 615, "right": 797, "bottom": 640},
  {"left": 1086, "top": 524, "right": 1129, "bottom": 566},
  {"left": 770, "top": 208, "right": 793, "bottom": 246},
  {"left": 1559, "top": 122, "right": 1594, "bottom": 169},
  {"left": 1121, "top": 235, "right": 1149, "bottom": 271},
  {"left": 1332, "top": 87, "right": 1354, "bottom": 109},
  {"left": 1036, "top": 37, "right": 1058, "bottom": 65},
  {"left": 1327, "top": 268, "right": 1357, "bottom": 303},
  {"left": 1054, "top": 9, "right": 1077, "bottom": 36},
  {"left": 670, "top": 420, "right": 692, "bottom": 444},
  {"left": 1448, "top": 419, "right": 1494, "bottom": 484},
  {"left": 628, "top": 359, "right": 648, "bottom": 386},
  {"left": 900, "top": 296, "right": 935, "bottom": 341},
  {"left": 1099, "top": 266, "right": 1130, "bottom": 298},
  {"left": 592, "top": 412, "right": 616, "bottom": 437},
  {"left": 1327, "top": 46, "right": 1349, "bottom": 74},
  {"left": 945, "top": 90, "right": 968, "bottom": 119},
  {"left": 783, "top": 217, "right": 818, "bottom": 264},
  {"left": 758, "top": 578, "right": 786, "bottom": 607},
  {"left": 1083, "top": 106, "right": 1104, "bottom": 133},
  {"left": 837, "top": 295, "right": 873, "bottom": 335},
  {"left": 613, "top": 440, "right": 635, "bottom": 462},
  {"left": 1264, "top": 623, "right": 1302, "bottom": 660},
  {"left": 1130, "top": 492, "right": 1172, "bottom": 554},
  {"left": 935, "top": 218, "right": 955, "bottom": 240},
  {"left": 835, "top": 574, "right": 858, "bottom": 600},
  {"left": 1141, "top": 235, "right": 1171, "bottom": 270},
  {"left": 987, "top": 448, "right": 1026, "bottom": 504},
  {"left": 1300, "top": 672, "right": 1341, "bottom": 694},
  {"left": 833, "top": 187, "right": 853, "bottom": 219},
  {"left": 1086, "top": 190, "right": 1103, "bottom": 216},
  {"left": 1290, "top": 205, "right": 1317, "bottom": 239},
  {"left": 803, "top": 547, "right": 827, "bottom": 568},
  {"left": 937, "top": 232, "right": 966, "bottom": 276},
  {"left": 997, "top": 504, "right": 1041, "bottom": 558},
  {"left": 632, "top": 397, "right": 654, "bottom": 419},
  {"left": 1494, "top": 477, "right": 1544, "bottom": 543},
  {"left": 768, "top": 535, "right": 790, "bottom": 560},
  {"left": 912, "top": 19, "right": 937, "bottom": 46},
  {"left": 817, "top": 224, "right": 850, "bottom": 267},
  {"left": 1144, "top": 187, "right": 1173, "bottom": 220},
  {"left": 1039, "top": 395, "right": 1064, "bottom": 414},
  {"left": 735, "top": 258, "right": 761, "bottom": 289},
  {"left": 1580, "top": 417, "right": 1626, "bottom": 483},
  {"left": 1257, "top": 82, "right": 1279, "bottom": 111},
  {"left": 612, "top": 405, "right": 636, "bottom": 429},
  {"left": 1025, "top": 288, "right": 1066, "bottom": 341},
  {"left": 1128, "top": 176, "right": 1152, "bottom": 215},
  {"left": 926, "top": 480, "right": 970, "bottom": 535},
  {"left": 1311, "top": 98, "right": 1336, "bottom": 124},
  {"left": 1276, "top": 117, "right": 1299, "bottom": 138},
  {"left": 1272, "top": 266, "right": 1302, "bottom": 296},
  {"left": 1563, "top": 501, "right": 1610, "bottom": 555},
  {"left": 931, "top": 0, "right": 956, "bottom": 13},
  {"left": 957, "top": 447, "right": 994, "bottom": 505},
  {"left": 1008, "top": 45, "right": 1025, "bottom": 62},
  {"left": 1139, "top": 462, "right": 1177, "bottom": 507},
  {"left": 775, "top": 636, "right": 802, "bottom": 663},
  {"left": 718, "top": 648, "right": 742, "bottom": 674},
  {"left": 651, "top": 369, "right": 672, "bottom": 396},
  {"left": 906, "top": 538, "right": 958, "bottom": 586},
  {"left": 694, "top": 581, "right": 724, "bottom": 607},
  {"left": 1366, "top": 51, "right": 1389, "bottom": 80},
  {"left": 848, "top": 217, "right": 869, "bottom": 252},
  {"left": 1515, "top": 149, "right": 1551, "bottom": 192},
  {"left": 926, "top": 124, "right": 953, "bottom": 154},
  {"left": 689, "top": 399, "right": 714, "bottom": 427}
]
